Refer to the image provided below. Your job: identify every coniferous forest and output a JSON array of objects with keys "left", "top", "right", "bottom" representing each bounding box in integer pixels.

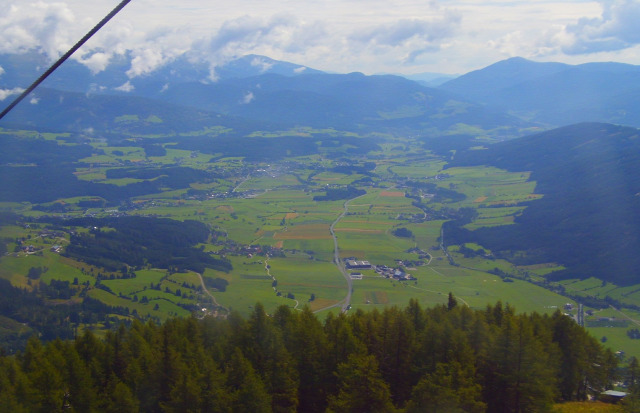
[{"left": 2, "top": 299, "right": 638, "bottom": 413}]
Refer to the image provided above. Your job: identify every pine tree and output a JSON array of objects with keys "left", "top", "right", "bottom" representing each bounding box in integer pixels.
[
  {"left": 327, "top": 353, "right": 396, "bottom": 413},
  {"left": 448, "top": 292, "right": 458, "bottom": 311},
  {"left": 405, "top": 362, "right": 485, "bottom": 413},
  {"left": 226, "top": 349, "right": 271, "bottom": 413}
]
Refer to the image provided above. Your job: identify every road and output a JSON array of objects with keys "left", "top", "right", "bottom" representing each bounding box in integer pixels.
[
  {"left": 325, "top": 194, "right": 366, "bottom": 313},
  {"left": 195, "top": 272, "right": 228, "bottom": 313}
]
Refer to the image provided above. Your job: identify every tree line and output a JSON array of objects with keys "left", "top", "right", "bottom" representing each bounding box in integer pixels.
[
  {"left": 57, "top": 216, "right": 232, "bottom": 274},
  {"left": 1, "top": 299, "right": 636, "bottom": 412}
]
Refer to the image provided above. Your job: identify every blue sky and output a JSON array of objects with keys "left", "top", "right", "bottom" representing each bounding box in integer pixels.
[{"left": 1, "top": 0, "right": 640, "bottom": 77}]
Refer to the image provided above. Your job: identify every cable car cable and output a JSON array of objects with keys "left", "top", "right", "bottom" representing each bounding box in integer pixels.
[{"left": 0, "top": 0, "right": 132, "bottom": 121}]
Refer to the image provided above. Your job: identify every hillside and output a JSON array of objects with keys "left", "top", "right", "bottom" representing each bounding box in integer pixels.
[{"left": 448, "top": 122, "right": 640, "bottom": 286}]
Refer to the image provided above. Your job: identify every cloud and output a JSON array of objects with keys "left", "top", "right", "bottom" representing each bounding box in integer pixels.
[
  {"left": 0, "top": 2, "right": 76, "bottom": 59},
  {"left": 114, "top": 81, "right": 134, "bottom": 92},
  {"left": 127, "top": 48, "right": 169, "bottom": 78},
  {"left": 76, "top": 51, "right": 112, "bottom": 74},
  {"left": 0, "top": 87, "right": 24, "bottom": 101},
  {"left": 30, "top": 96, "right": 39, "bottom": 104},
  {"left": 196, "top": 13, "right": 327, "bottom": 68},
  {"left": 250, "top": 56, "right": 273, "bottom": 73},
  {"left": 241, "top": 91, "right": 254, "bottom": 104},
  {"left": 0, "top": 87, "right": 24, "bottom": 100},
  {"left": 561, "top": 0, "right": 640, "bottom": 55},
  {"left": 346, "top": 7, "right": 461, "bottom": 66},
  {"left": 350, "top": 14, "right": 461, "bottom": 47},
  {"left": 0, "top": 66, "right": 4, "bottom": 76}
]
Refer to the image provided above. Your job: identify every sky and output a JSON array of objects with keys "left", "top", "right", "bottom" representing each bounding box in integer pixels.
[{"left": 1, "top": 0, "right": 640, "bottom": 78}]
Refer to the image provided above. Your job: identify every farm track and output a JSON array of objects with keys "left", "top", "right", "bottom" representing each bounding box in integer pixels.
[
  {"left": 408, "top": 285, "right": 470, "bottom": 307},
  {"left": 264, "top": 257, "right": 300, "bottom": 310},
  {"left": 195, "top": 272, "right": 228, "bottom": 313},
  {"left": 609, "top": 305, "right": 640, "bottom": 327}
]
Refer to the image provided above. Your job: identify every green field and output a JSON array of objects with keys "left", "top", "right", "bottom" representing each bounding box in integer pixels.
[{"left": 2, "top": 128, "right": 638, "bottom": 358}]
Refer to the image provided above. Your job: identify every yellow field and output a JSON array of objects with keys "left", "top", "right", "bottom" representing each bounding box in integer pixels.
[
  {"left": 379, "top": 191, "right": 405, "bottom": 197},
  {"left": 553, "top": 402, "right": 624, "bottom": 413}
]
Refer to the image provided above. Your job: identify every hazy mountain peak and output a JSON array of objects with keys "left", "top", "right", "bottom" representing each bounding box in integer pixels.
[{"left": 214, "top": 54, "right": 324, "bottom": 79}]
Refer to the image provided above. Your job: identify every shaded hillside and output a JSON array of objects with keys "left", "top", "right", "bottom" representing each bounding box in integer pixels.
[
  {"left": 448, "top": 123, "right": 640, "bottom": 286},
  {"left": 155, "top": 72, "right": 527, "bottom": 134},
  {"left": 439, "top": 57, "right": 640, "bottom": 127},
  {"left": 0, "top": 87, "right": 270, "bottom": 134}
]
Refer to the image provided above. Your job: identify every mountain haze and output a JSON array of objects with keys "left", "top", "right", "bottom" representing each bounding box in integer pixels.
[{"left": 439, "top": 57, "right": 640, "bottom": 127}]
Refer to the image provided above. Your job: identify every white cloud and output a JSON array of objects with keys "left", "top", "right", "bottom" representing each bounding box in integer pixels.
[
  {"left": 0, "top": 87, "right": 24, "bottom": 101},
  {"left": 76, "top": 52, "right": 112, "bottom": 74},
  {"left": 241, "top": 91, "right": 255, "bottom": 104},
  {"left": 2, "top": 0, "right": 639, "bottom": 76},
  {"left": 251, "top": 56, "right": 273, "bottom": 73},
  {"left": 30, "top": 96, "right": 39, "bottom": 104},
  {"left": 0, "top": 66, "right": 4, "bottom": 76},
  {"left": 0, "top": 2, "right": 76, "bottom": 58},
  {"left": 350, "top": 14, "right": 461, "bottom": 47},
  {"left": 561, "top": 0, "right": 640, "bottom": 54},
  {"left": 293, "top": 66, "right": 306, "bottom": 74},
  {"left": 114, "top": 81, "right": 134, "bottom": 92}
]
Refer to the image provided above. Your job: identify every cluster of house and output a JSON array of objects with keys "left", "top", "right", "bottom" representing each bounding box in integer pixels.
[
  {"left": 374, "top": 265, "right": 416, "bottom": 281},
  {"left": 344, "top": 259, "right": 416, "bottom": 281}
]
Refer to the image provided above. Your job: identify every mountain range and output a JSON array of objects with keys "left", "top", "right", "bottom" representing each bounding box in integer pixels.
[
  {"left": 3, "top": 52, "right": 640, "bottom": 287},
  {"left": 4, "top": 53, "right": 640, "bottom": 133}
]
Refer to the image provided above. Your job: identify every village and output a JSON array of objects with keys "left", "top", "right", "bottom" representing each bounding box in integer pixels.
[{"left": 345, "top": 258, "right": 418, "bottom": 281}]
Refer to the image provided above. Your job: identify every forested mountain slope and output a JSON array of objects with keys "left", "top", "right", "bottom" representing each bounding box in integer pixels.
[{"left": 448, "top": 122, "right": 640, "bottom": 286}]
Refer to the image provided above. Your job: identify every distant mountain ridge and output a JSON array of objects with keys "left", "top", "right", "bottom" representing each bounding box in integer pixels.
[
  {"left": 439, "top": 57, "right": 640, "bottom": 127},
  {"left": 0, "top": 52, "right": 322, "bottom": 93},
  {"left": 0, "top": 52, "right": 527, "bottom": 136}
]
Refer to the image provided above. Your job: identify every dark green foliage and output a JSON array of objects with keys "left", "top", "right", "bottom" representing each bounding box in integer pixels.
[
  {"left": 0, "top": 275, "right": 136, "bottom": 351},
  {"left": 105, "top": 166, "right": 210, "bottom": 185},
  {"left": 27, "top": 267, "right": 45, "bottom": 280},
  {"left": 392, "top": 227, "right": 413, "bottom": 238},
  {"left": 0, "top": 301, "right": 618, "bottom": 412},
  {"left": 0, "top": 135, "right": 93, "bottom": 166},
  {"left": 313, "top": 186, "right": 365, "bottom": 201},
  {"left": 326, "top": 354, "right": 396, "bottom": 413},
  {"left": 58, "top": 216, "right": 231, "bottom": 273},
  {"left": 204, "top": 278, "right": 229, "bottom": 292}
]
